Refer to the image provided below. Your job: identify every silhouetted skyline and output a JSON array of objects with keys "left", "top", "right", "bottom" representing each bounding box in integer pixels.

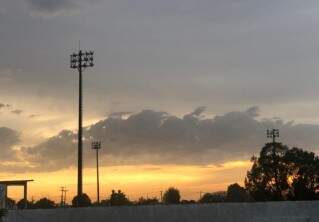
[{"left": 1, "top": 0, "right": 319, "bottom": 201}]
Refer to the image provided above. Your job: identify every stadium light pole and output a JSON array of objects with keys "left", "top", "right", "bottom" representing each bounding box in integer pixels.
[
  {"left": 266, "top": 129, "right": 279, "bottom": 144},
  {"left": 70, "top": 49, "right": 94, "bottom": 203},
  {"left": 267, "top": 128, "right": 280, "bottom": 156},
  {"left": 92, "top": 141, "right": 102, "bottom": 205}
]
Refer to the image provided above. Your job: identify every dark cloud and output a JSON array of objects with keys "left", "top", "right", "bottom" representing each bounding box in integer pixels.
[
  {"left": 22, "top": 130, "right": 76, "bottom": 171},
  {"left": 0, "top": 127, "right": 20, "bottom": 160},
  {"left": 11, "top": 109, "right": 23, "bottom": 115},
  {"left": 25, "top": 0, "right": 78, "bottom": 13},
  {"left": 20, "top": 107, "right": 319, "bottom": 172}
]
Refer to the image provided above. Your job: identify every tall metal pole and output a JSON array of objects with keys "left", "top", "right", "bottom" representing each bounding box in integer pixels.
[
  {"left": 78, "top": 50, "right": 83, "bottom": 197},
  {"left": 96, "top": 147, "right": 100, "bottom": 204},
  {"left": 92, "top": 141, "right": 101, "bottom": 205},
  {"left": 60, "top": 187, "right": 65, "bottom": 206},
  {"left": 70, "top": 49, "right": 94, "bottom": 205}
]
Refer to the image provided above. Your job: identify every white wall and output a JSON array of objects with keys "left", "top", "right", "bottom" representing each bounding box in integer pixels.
[{"left": 3, "top": 201, "right": 318, "bottom": 222}]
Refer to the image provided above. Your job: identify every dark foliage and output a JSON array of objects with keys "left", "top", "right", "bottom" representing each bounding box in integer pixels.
[
  {"left": 72, "top": 193, "right": 92, "bottom": 207},
  {"left": 33, "top": 198, "right": 56, "bottom": 209},
  {"left": 136, "top": 196, "right": 159, "bottom": 205},
  {"left": 109, "top": 190, "right": 131, "bottom": 206},
  {"left": 199, "top": 191, "right": 226, "bottom": 203},
  {"left": 225, "top": 183, "right": 250, "bottom": 202},
  {"left": 163, "top": 187, "right": 181, "bottom": 204},
  {"left": 17, "top": 199, "right": 33, "bottom": 209},
  {"left": 181, "top": 199, "right": 196, "bottom": 204},
  {"left": 100, "top": 199, "right": 110, "bottom": 206},
  {"left": 5, "top": 197, "right": 16, "bottom": 209},
  {"left": 245, "top": 143, "right": 319, "bottom": 201}
]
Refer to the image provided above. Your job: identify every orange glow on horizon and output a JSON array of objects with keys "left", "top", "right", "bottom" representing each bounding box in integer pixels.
[{"left": 1, "top": 161, "right": 251, "bottom": 203}]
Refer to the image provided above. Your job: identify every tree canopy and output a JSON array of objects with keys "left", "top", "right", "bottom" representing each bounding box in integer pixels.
[
  {"left": 72, "top": 193, "right": 92, "bottom": 207},
  {"left": 245, "top": 142, "right": 319, "bottom": 201},
  {"left": 136, "top": 196, "right": 159, "bottom": 205},
  {"left": 109, "top": 190, "right": 130, "bottom": 206},
  {"left": 199, "top": 192, "right": 226, "bottom": 203},
  {"left": 163, "top": 187, "right": 181, "bottom": 204},
  {"left": 225, "top": 183, "right": 250, "bottom": 202},
  {"left": 33, "top": 198, "right": 56, "bottom": 209}
]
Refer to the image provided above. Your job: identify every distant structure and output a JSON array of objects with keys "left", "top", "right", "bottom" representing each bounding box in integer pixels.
[
  {"left": 266, "top": 129, "right": 279, "bottom": 143},
  {"left": 60, "top": 187, "right": 68, "bottom": 207},
  {"left": 91, "top": 141, "right": 102, "bottom": 204},
  {"left": 0, "top": 180, "right": 33, "bottom": 209},
  {"left": 70, "top": 49, "right": 94, "bottom": 203}
]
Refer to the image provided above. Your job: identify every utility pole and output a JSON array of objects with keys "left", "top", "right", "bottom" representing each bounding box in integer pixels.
[
  {"left": 92, "top": 141, "right": 102, "bottom": 205},
  {"left": 70, "top": 49, "right": 94, "bottom": 204},
  {"left": 63, "top": 188, "right": 68, "bottom": 206},
  {"left": 60, "top": 187, "right": 65, "bottom": 207},
  {"left": 160, "top": 191, "right": 163, "bottom": 203}
]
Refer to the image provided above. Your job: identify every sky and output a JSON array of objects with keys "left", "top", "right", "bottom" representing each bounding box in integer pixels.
[{"left": 1, "top": 0, "right": 319, "bottom": 202}]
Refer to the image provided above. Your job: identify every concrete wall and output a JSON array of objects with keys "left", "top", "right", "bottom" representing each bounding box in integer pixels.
[{"left": 3, "top": 201, "right": 318, "bottom": 222}]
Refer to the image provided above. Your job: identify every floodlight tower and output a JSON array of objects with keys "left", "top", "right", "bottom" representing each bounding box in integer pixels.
[
  {"left": 91, "top": 141, "right": 102, "bottom": 204},
  {"left": 266, "top": 129, "right": 280, "bottom": 144},
  {"left": 70, "top": 50, "right": 94, "bottom": 200}
]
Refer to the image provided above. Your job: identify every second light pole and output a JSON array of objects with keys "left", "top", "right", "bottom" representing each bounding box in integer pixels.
[{"left": 92, "top": 141, "right": 102, "bottom": 204}]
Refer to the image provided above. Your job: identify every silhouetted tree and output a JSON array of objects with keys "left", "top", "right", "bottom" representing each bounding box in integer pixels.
[
  {"left": 17, "top": 199, "right": 33, "bottom": 209},
  {"left": 5, "top": 197, "right": 16, "bottom": 209},
  {"left": 245, "top": 143, "right": 319, "bottom": 201},
  {"left": 136, "top": 197, "right": 159, "bottom": 205},
  {"left": 72, "top": 193, "right": 91, "bottom": 207},
  {"left": 100, "top": 198, "right": 110, "bottom": 206},
  {"left": 163, "top": 187, "right": 181, "bottom": 204},
  {"left": 225, "top": 183, "right": 250, "bottom": 202},
  {"left": 181, "top": 199, "right": 196, "bottom": 204},
  {"left": 33, "top": 198, "right": 56, "bottom": 209},
  {"left": 109, "top": 190, "right": 130, "bottom": 206},
  {"left": 245, "top": 143, "right": 289, "bottom": 201},
  {"left": 285, "top": 147, "right": 319, "bottom": 200},
  {"left": 199, "top": 192, "right": 226, "bottom": 203}
]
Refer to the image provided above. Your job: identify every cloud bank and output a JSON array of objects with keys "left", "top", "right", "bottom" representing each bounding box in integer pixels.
[{"left": 11, "top": 107, "right": 318, "bottom": 172}]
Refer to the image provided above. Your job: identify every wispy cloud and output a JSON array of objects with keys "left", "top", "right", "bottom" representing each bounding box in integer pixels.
[
  {"left": 25, "top": 0, "right": 78, "bottom": 14},
  {"left": 11, "top": 109, "right": 23, "bottom": 115}
]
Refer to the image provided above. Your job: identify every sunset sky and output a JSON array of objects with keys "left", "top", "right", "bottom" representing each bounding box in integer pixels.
[{"left": 1, "top": 0, "right": 319, "bottom": 203}]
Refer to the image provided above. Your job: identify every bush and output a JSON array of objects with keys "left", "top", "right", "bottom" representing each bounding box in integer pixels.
[
  {"left": 17, "top": 199, "right": 33, "bottom": 209},
  {"left": 34, "top": 198, "right": 56, "bottom": 209},
  {"left": 163, "top": 187, "right": 181, "bottom": 204},
  {"left": 181, "top": 199, "right": 196, "bottom": 204},
  {"left": 199, "top": 192, "right": 226, "bottom": 203},
  {"left": 109, "top": 190, "right": 130, "bottom": 206},
  {"left": 72, "top": 193, "right": 92, "bottom": 207},
  {"left": 136, "top": 197, "right": 159, "bottom": 205},
  {"left": 226, "top": 183, "right": 250, "bottom": 202}
]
